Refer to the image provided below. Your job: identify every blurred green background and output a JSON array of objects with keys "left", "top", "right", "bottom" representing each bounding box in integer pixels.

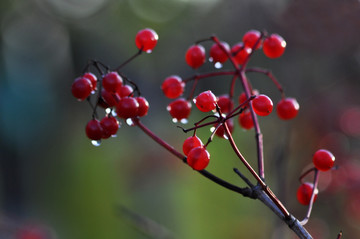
[{"left": 0, "top": 0, "right": 360, "bottom": 238}]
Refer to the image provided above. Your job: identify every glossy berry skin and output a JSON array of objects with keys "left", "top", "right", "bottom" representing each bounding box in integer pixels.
[
  {"left": 135, "top": 28, "right": 158, "bottom": 52},
  {"left": 214, "top": 119, "right": 234, "bottom": 138},
  {"left": 185, "top": 44, "right": 206, "bottom": 69},
  {"left": 183, "top": 135, "right": 203, "bottom": 156},
  {"left": 209, "top": 41, "right": 230, "bottom": 63},
  {"left": 86, "top": 119, "right": 103, "bottom": 140},
  {"left": 117, "top": 85, "right": 134, "bottom": 98},
  {"left": 187, "top": 146, "right": 210, "bottom": 171},
  {"left": 243, "top": 30, "right": 262, "bottom": 50},
  {"left": 297, "top": 183, "right": 318, "bottom": 205},
  {"left": 116, "top": 97, "right": 139, "bottom": 119},
  {"left": 71, "top": 77, "right": 92, "bottom": 101},
  {"left": 252, "top": 94, "right": 273, "bottom": 116},
  {"left": 313, "top": 149, "right": 335, "bottom": 171},
  {"left": 101, "top": 89, "right": 120, "bottom": 107},
  {"left": 238, "top": 90, "right": 258, "bottom": 108},
  {"left": 136, "top": 96, "right": 149, "bottom": 117},
  {"left": 83, "top": 72, "right": 97, "bottom": 91},
  {"left": 238, "top": 110, "right": 254, "bottom": 130},
  {"left": 276, "top": 98, "right": 299, "bottom": 120},
  {"left": 263, "top": 34, "right": 286, "bottom": 58},
  {"left": 167, "top": 98, "right": 192, "bottom": 120},
  {"left": 161, "top": 75, "right": 185, "bottom": 99},
  {"left": 217, "top": 95, "right": 233, "bottom": 114},
  {"left": 231, "top": 43, "right": 252, "bottom": 65},
  {"left": 100, "top": 116, "right": 119, "bottom": 138},
  {"left": 102, "top": 72, "right": 123, "bottom": 93},
  {"left": 194, "top": 90, "right": 217, "bottom": 112}
]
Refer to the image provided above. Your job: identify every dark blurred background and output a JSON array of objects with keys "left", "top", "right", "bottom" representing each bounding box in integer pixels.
[{"left": 0, "top": 0, "right": 360, "bottom": 238}]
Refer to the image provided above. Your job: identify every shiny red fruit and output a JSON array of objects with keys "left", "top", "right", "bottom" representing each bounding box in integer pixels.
[
  {"left": 102, "top": 71, "right": 123, "bottom": 93},
  {"left": 231, "top": 43, "right": 252, "bottom": 65},
  {"left": 210, "top": 41, "right": 230, "bottom": 63},
  {"left": 161, "top": 75, "right": 185, "bottom": 99},
  {"left": 183, "top": 135, "right": 203, "bottom": 156},
  {"left": 83, "top": 72, "right": 97, "bottom": 91},
  {"left": 71, "top": 77, "right": 92, "bottom": 101},
  {"left": 252, "top": 94, "right": 273, "bottom": 116},
  {"left": 217, "top": 95, "right": 233, "bottom": 114},
  {"left": 313, "top": 149, "right": 335, "bottom": 171},
  {"left": 297, "top": 183, "right": 318, "bottom": 205},
  {"left": 117, "top": 85, "right": 134, "bottom": 98},
  {"left": 263, "top": 34, "right": 286, "bottom": 58},
  {"left": 185, "top": 44, "right": 206, "bottom": 69},
  {"left": 101, "top": 89, "right": 120, "bottom": 107},
  {"left": 135, "top": 28, "right": 158, "bottom": 52},
  {"left": 276, "top": 98, "right": 299, "bottom": 120},
  {"left": 100, "top": 116, "right": 119, "bottom": 138},
  {"left": 86, "top": 119, "right": 103, "bottom": 140},
  {"left": 167, "top": 98, "right": 192, "bottom": 121},
  {"left": 194, "top": 90, "right": 217, "bottom": 112},
  {"left": 243, "top": 30, "right": 262, "bottom": 50},
  {"left": 238, "top": 110, "right": 254, "bottom": 130},
  {"left": 116, "top": 97, "right": 139, "bottom": 119},
  {"left": 214, "top": 119, "right": 234, "bottom": 138},
  {"left": 136, "top": 96, "right": 149, "bottom": 117},
  {"left": 187, "top": 146, "right": 210, "bottom": 171}
]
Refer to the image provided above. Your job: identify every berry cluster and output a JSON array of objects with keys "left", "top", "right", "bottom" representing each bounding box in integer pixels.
[
  {"left": 71, "top": 29, "right": 157, "bottom": 145},
  {"left": 297, "top": 149, "right": 335, "bottom": 206},
  {"left": 161, "top": 30, "right": 299, "bottom": 170}
]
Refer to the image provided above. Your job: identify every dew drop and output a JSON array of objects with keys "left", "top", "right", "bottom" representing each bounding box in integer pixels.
[
  {"left": 146, "top": 50, "right": 152, "bottom": 53},
  {"left": 193, "top": 98, "right": 197, "bottom": 104},
  {"left": 166, "top": 106, "right": 171, "bottom": 111},
  {"left": 111, "top": 134, "right": 117, "bottom": 138},
  {"left": 214, "top": 62, "right": 223, "bottom": 69},
  {"left": 111, "top": 111, "right": 117, "bottom": 117},
  {"left": 105, "top": 108, "right": 112, "bottom": 114},
  {"left": 91, "top": 90, "right": 96, "bottom": 95},
  {"left": 172, "top": 118, "right": 178, "bottom": 123},
  {"left": 180, "top": 118, "right": 188, "bottom": 124},
  {"left": 223, "top": 135, "right": 229, "bottom": 140},
  {"left": 209, "top": 57, "right": 214, "bottom": 62},
  {"left": 210, "top": 126, "right": 215, "bottom": 133},
  {"left": 126, "top": 118, "right": 134, "bottom": 126},
  {"left": 91, "top": 140, "right": 101, "bottom": 146}
]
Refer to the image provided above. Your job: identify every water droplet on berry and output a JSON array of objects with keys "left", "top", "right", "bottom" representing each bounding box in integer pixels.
[
  {"left": 91, "top": 90, "right": 96, "bottom": 95},
  {"left": 111, "top": 111, "right": 117, "bottom": 117},
  {"left": 172, "top": 118, "right": 178, "bottom": 123},
  {"left": 214, "top": 62, "right": 223, "bottom": 69},
  {"left": 193, "top": 98, "right": 197, "bottom": 104},
  {"left": 223, "top": 135, "right": 229, "bottom": 140},
  {"left": 210, "top": 126, "right": 215, "bottom": 133},
  {"left": 105, "top": 108, "right": 112, "bottom": 114},
  {"left": 166, "top": 106, "right": 171, "bottom": 111},
  {"left": 111, "top": 134, "right": 117, "bottom": 138},
  {"left": 126, "top": 118, "right": 135, "bottom": 126},
  {"left": 146, "top": 50, "right": 152, "bottom": 53},
  {"left": 91, "top": 140, "right": 101, "bottom": 146},
  {"left": 180, "top": 118, "right": 188, "bottom": 124},
  {"left": 209, "top": 57, "right": 214, "bottom": 62}
]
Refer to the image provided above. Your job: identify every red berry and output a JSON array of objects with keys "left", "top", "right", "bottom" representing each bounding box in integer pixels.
[
  {"left": 217, "top": 95, "right": 233, "bottom": 114},
  {"left": 238, "top": 110, "right": 254, "bottom": 130},
  {"left": 231, "top": 43, "right": 252, "bottom": 65},
  {"left": 117, "top": 84, "right": 134, "bottom": 98},
  {"left": 100, "top": 116, "right": 119, "bottom": 138},
  {"left": 116, "top": 97, "right": 139, "bottom": 119},
  {"left": 313, "top": 149, "right": 335, "bottom": 171},
  {"left": 83, "top": 72, "right": 97, "bottom": 91},
  {"left": 214, "top": 119, "right": 234, "bottom": 138},
  {"left": 86, "top": 119, "right": 103, "bottom": 140},
  {"left": 243, "top": 30, "right": 262, "bottom": 50},
  {"left": 16, "top": 225, "right": 48, "bottom": 239},
  {"left": 185, "top": 44, "right": 206, "bottom": 69},
  {"left": 183, "top": 135, "right": 203, "bottom": 156},
  {"left": 209, "top": 41, "right": 230, "bottom": 63},
  {"left": 276, "top": 98, "right": 299, "bottom": 120},
  {"left": 101, "top": 89, "right": 120, "bottom": 107},
  {"left": 297, "top": 182, "right": 318, "bottom": 205},
  {"left": 263, "top": 34, "right": 286, "bottom": 58},
  {"left": 187, "top": 146, "right": 210, "bottom": 171},
  {"left": 135, "top": 28, "right": 158, "bottom": 52},
  {"left": 161, "top": 75, "right": 185, "bottom": 99},
  {"left": 71, "top": 77, "right": 92, "bottom": 100},
  {"left": 238, "top": 90, "right": 259, "bottom": 108},
  {"left": 102, "top": 71, "right": 123, "bottom": 93},
  {"left": 252, "top": 94, "right": 273, "bottom": 116},
  {"left": 194, "top": 90, "right": 217, "bottom": 112},
  {"left": 167, "top": 98, "right": 192, "bottom": 121},
  {"left": 136, "top": 96, "right": 149, "bottom": 117}
]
